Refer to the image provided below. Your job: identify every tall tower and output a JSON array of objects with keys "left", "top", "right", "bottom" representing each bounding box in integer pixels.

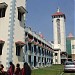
[
  {"left": 52, "top": 8, "right": 66, "bottom": 52},
  {"left": 0, "top": 0, "right": 26, "bottom": 70}
]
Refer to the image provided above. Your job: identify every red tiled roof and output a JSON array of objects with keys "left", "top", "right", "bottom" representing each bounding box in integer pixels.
[
  {"left": 52, "top": 12, "right": 65, "bottom": 16},
  {"left": 68, "top": 32, "right": 74, "bottom": 38}
]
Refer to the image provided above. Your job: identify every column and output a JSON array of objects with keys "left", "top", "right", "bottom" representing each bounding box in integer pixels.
[
  {"left": 25, "top": 43, "right": 28, "bottom": 64},
  {"left": 40, "top": 47, "right": 43, "bottom": 67},
  {"left": 58, "top": 50, "right": 61, "bottom": 64},
  {"left": 53, "top": 52, "right": 55, "bottom": 64},
  {"left": 31, "top": 44, "right": 34, "bottom": 68},
  {"left": 36, "top": 46, "right": 39, "bottom": 67}
]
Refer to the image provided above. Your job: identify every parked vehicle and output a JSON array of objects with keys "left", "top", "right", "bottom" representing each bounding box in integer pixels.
[{"left": 64, "top": 61, "right": 75, "bottom": 72}]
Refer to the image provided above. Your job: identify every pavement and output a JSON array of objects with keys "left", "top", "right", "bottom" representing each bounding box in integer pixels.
[{"left": 61, "top": 72, "right": 75, "bottom": 75}]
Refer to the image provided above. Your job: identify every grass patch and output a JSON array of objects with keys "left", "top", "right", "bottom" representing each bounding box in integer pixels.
[{"left": 31, "top": 64, "right": 64, "bottom": 75}]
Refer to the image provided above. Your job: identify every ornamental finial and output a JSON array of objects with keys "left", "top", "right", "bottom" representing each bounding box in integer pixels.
[{"left": 57, "top": 7, "right": 60, "bottom": 12}]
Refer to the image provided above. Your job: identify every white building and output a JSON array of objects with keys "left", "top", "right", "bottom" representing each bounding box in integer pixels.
[
  {"left": 0, "top": 0, "right": 54, "bottom": 71},
  {"left": 25, "top": 27, "right": 54, "bottom": 68},
  {"left": 0, "top": 0, "right": 27, "bottom": 70},
  {"left": 71, "top": 38, "right": 75, "bottom": 61},
  {"left": 52, "top": 8, "right": 67, "bottom": 64}
]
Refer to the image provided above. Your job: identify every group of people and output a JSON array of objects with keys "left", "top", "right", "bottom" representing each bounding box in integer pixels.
[{"left": 0, "top": 62, "right": 31, "bottom": 75}]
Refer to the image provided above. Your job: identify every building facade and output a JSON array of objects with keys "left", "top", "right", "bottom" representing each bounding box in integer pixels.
[
  {"left": 71, "top": 39, "right": 75, "bottom": 61},
  {"left": 0, "top": 0, "right": 54, "bottom": 70},
  {"left": 66, "top": 33, "right": 75, "bottom": 61},
  {"left": 0, "top": 0, "right": 26, "bottom": 70},
  {"left": 25, "top": 27, "right": 54, "bottom": 68},
  {"left": 52, "top": 8, "right": 67, "bottom": 64}
]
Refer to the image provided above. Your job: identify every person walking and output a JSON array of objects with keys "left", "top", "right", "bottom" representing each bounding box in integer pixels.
[
  {"left": 0, "top": 64, "right": 5, "bottom": 75},
  {"left": 21, "top": 62, "right": 31, "bottom": 75},
  {"left": 7, "top": 62, "right": 15, "bottom": 75},
  {"left": 14, "top": 63, "right": 21, "bottom": 75},
  {"left": 21, "top": 63, "right": 25, "bottom": 75}
]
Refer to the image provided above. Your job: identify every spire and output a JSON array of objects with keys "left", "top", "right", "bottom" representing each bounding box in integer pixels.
[{"left": 57, "top": 7, "right": 60, "bottom": 12}]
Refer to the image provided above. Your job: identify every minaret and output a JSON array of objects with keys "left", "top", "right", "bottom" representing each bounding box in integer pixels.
[
  {"left": 0, "top": 0, "right": 26, "bottom": 70},
  {"left": 52, "top": 8, "right": 66, "bottom": 52}
]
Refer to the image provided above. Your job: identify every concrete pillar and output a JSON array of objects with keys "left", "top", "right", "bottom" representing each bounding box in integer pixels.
[
  {"left": 36, "top": 46, "right": 39, "bottom": 67},
  {"left": 26, "top": 46, "right": 28, "bottom": 64},
  {"left": 58, "top": 50, "right": 61, "bottom": 64},
  {"left": 36, "top": 56, "right": 39, "bottom": 67},
  {"left": 53, "top": 52, "right": 55, "bottom": 64},
  {"left": 40, "top": 47, "right": 43, "bottom": 67},
  {"left": 32, "top": 44, "right": 34, "bottom": 68},
  {"left": 31, "top": 55, "right": 34, "bottom": 68}
]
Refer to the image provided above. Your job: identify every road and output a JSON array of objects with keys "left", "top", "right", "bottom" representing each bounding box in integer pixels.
[{"left": 62, "top": 72, "right": 75, "bottom": 75}]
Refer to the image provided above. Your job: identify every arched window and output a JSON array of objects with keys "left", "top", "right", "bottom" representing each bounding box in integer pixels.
[
  {"left": 56, "top": 19, "right": 60, "bottom": 25},
  {"left": 56, "top": 19, "right": 61, "bottom": 44}
]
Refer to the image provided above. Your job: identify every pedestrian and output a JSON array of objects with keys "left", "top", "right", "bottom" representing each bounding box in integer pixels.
[
  {"left": 7, "top": 62, "right": 15, "bottom": 75},
  {"left": 14, "top": 63, "right": 21, "bottom": 75},
  {"left": 21, "top": 62, "right": 31, "bottom": 75},
  {"left": 0, "top": 64, "right": 5, "bottom": 75},
  {"left": 21, "top": 63, "right": 25, "bottom": 75}
]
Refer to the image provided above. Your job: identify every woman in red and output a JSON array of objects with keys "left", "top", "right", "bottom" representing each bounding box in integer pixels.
[
  {"left": 7, "top": 62, "right": 15, "bottom": 75},
  {"left": 14, "top": 63, "right": 21, "bottom": 75},
  {"left": 21, "top": 62, "right": 31, "bottom": 75},
  {"left": 21, "top": 63, "right": 26, "bottom": 75},
  {"left": 0, "top": 64, "right": 5, "bottom": 75}
]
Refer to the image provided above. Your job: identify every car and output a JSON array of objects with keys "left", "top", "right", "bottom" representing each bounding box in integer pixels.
[{"left": 64, "top": 61, "right": 75, "bottom": 72}]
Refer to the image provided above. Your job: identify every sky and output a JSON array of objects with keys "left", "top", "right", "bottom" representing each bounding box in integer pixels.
[{"left": 26, "top": 0, "right": 74, "bottom": 41}]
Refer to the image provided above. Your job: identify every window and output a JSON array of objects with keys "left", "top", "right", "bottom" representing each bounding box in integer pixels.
[
  {"left": 72, "top": 45, "right": 75, "bottom": 49},
  {"left": 15, "top": 41, "right": 25, "bottom": 56},
  {"left": 28, "top": 43, "right": 31, "bottom": 50},
  {"left": 16, "top": 45, "right": 22, "bottom": 56},
  {"left": 18, "top": 6, "right": 26, "bottom": 21},
  {"left": 25, "top": 32, "right": 28, "bottom": 36},
  {"left": 34, "top": 45, "right": 36, "bottom": 53},
  {"left": 56, "top": 19, "right": 61, "bottom": 44},
  {"left": 0, "top": 44, "right": 3, "bottom": 55},
  {"left": 0, "top": 8, "right": 6, "bottom": 18},
  {"left": 18, "top": 10, "right": 23, "bottom": 21},
  {"left": 0, "top": 2, "right": 8, "bottom": 18},
  {"left": 42, "top": 58, "right": 43, "bottom": 62},
  {"left": 0, "top": 40, "right": 5, "bottom": 55},
  {"left": 55, "top": 53, "right": 57, "bottom": 56},
  {"left": 68, "top": 55, "right": 72, "bottom": 58}
]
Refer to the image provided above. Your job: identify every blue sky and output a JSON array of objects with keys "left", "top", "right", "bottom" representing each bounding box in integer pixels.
[{"left": 26, "top": 0, "right": 74, "bottom": 41}]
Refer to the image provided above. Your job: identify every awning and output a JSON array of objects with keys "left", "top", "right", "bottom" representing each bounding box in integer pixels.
[
  {"left": 28, "top": 38, "right": 33, "bottom": 43},
  {"left": 0, "top": 2, "right": 8, "bottom": 8},
  {"left": 0, "top": 40, "right": 5, "bottom": 44},
  {"left": 33, "top": 41, "right": 38, "bottom": 45},
  {"left": 17, "top": 6, "right": 28, "bottom": 14},
  {"left": 38, "top": 43, "right": 42, "bottom": 47},
  {"left": 15, "top": 41, "right": 25, "bottom": 46}
]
